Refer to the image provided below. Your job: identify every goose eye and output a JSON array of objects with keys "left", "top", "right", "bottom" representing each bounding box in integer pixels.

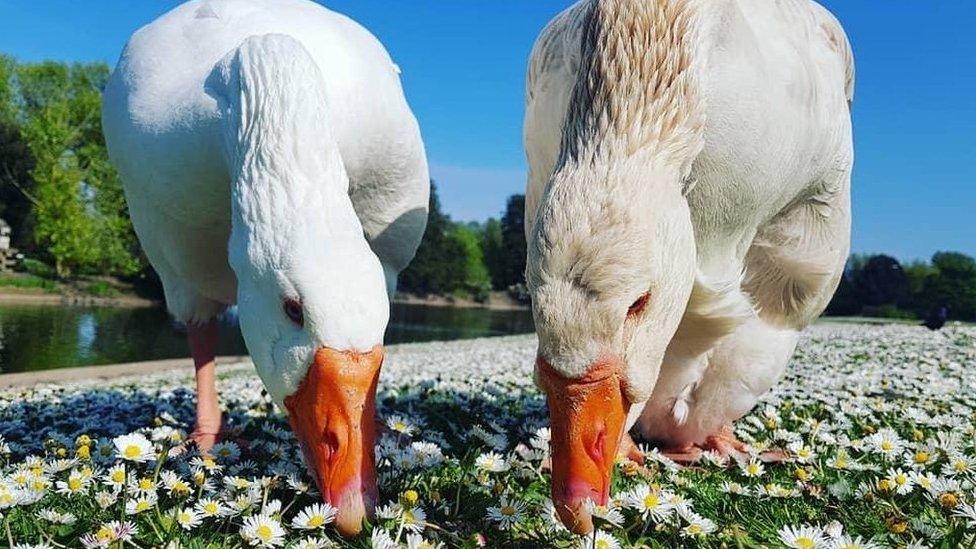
[
  {"left": 627, "top": 292, "right": 650, "bottom": 319},
  {"left": 283, "top": 298, "right": 304, "bottom": 327}
]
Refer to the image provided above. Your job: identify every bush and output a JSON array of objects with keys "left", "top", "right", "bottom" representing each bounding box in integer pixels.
[{"left": 19, "top": 257, "right": 56, "bottom": 278}]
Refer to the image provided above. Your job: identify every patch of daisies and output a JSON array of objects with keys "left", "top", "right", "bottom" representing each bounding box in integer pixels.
[{"left": 0, "top": 325, "right": 974, "bottom": 547}]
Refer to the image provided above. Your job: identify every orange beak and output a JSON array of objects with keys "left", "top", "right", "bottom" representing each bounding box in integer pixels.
[
  {"left": 284, "top": 345, "right": 383, "bottom": 537},
  {"left": 538, "top": 355, "right": 628, "bottom": 534}
]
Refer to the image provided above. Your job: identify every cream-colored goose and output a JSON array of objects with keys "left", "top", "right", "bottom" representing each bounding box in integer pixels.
[
  {"left": 524, "top": 0, "right": 853, "bottom": 533},
  {"left": 102, "top": 0, "right": 428, "bottom": 535}
]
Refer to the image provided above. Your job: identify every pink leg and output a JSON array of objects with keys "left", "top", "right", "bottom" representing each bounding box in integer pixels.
[{"left": 187, "top": 320, "right": 221, "bottom": 452}]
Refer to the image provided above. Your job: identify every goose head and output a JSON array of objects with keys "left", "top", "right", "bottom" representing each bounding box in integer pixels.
[
  {"left": 215, "top": 34, "right": 391, "bottom": 536},
  {"left": 528, "top": 159, "right": 697, "bottom": 533},
  {"left": 230, "top": 181, "right": 389, "bottom": 536}
]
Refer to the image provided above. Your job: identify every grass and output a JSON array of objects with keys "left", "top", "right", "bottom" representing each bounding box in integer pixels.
[
  {"left": 0, "top": 273, "right": 59, "bottom": 293},
  {"left": 0, "top": 324, "right": 973, "bottom": 548}
]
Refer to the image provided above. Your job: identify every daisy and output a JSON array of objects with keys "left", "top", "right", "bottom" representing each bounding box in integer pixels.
[
  {"left": 196, "top": 497, "right": 230, "bottom": 518},
  {"left": 942, "top": 452, "right": 975, "bottom": 476},
  {"left": 621, "top": 484, "right": 674, "bottom": 521},
  {"left": 485, "top": 496, "right": 526, "bottom": 529},
  {"left": 583, "top": 499, "right": 624, "bottom": 527},
  {"left": 113, "top": 433, "right": 154, "bottom": 463},
  {"left": 294, "top": 537, "right": 336, "bottom": 549},
  {"left": 240, "top": 514, "right": 286, "bottom": 547},
  {"left": 386, "top": 414, "right": 416, "bottom": 436},
  {"left": 739, "top": 458, "right": 765, "bottom": 478},
  {"left": 94, "top": 490, "right": 118, "bottom": 509},
  {"left": 779, "top": 524, "right": 826, "bottom": 549},
  {"left": 175, "top": 507, "right": 203, "bottom": 531},
  {"left": 55, "top": 470, "right": 89, "bottom": 495},
  {"left": 864, "top": 429, "right": 904, "bottom": 459},
  {"left": 576, "top": 531, "right": 620, "bottom": 549},
  {"left": 291, "top": 502, "right": 337, "bottom": 530},
  {"left": 125, "top": 492, "right": 158, "bottom": 515},
  {"left": 474, "top": 451, "right": 510, "bottom": 473},
  {"left": 400, "top": 505, "right": 427, "bottom": 533},
  {"left": 38, "top": 509, "right": 77, "bottom": 524},
  {"left": 679, "top": 510, "right": 717, "bottom": 537},
  {"left": 952, "top": 502, "right": 976, "bottom": 528},
  {"left": 371, "top": 528, "right": 398, "bottom": 549},
  {"left": 210, "top": 441, "right": 241, "bottom": 462},
  {"left": 884, "top": 468, "right": 914, "bottom": 495}
]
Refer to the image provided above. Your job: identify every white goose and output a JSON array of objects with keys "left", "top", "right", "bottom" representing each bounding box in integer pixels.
[
  {"left": 102, "top": 0, "right": 428, "bottom": 535},
  {"left": 524, "top": 0, "right": 853, "bottom": 533}
]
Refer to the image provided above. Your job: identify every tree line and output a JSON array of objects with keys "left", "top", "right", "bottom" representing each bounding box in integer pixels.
[
  {"left": 826, "top": 252, "right": 976, "bottom": 322},
  {"left": 0, "top": 56, "right": 973, "bottom": 320}
]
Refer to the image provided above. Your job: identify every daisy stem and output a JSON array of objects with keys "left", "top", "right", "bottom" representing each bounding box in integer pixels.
[
  {"left": 394, "top": 515, "right": 406, "bottom": 544},
  {"left": 151, "top": 441, "right": 170, "bottom": 482},
  {"left": 4, "top": 513, "right": 13, "bottom": 548}
]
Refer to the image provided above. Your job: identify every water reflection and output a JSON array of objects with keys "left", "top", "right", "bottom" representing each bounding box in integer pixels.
[{"left": 0, "top": 303, "right": 534, "bottom": 374}]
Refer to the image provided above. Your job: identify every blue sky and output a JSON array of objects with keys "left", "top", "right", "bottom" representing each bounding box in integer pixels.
[{"left": 0, "top": 1, "right": 972, "bottom": 261}]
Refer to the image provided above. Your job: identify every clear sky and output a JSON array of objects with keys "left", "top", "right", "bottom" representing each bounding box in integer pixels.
[{"left": 0, "top": 1, "right": 972, "bottom": 261}]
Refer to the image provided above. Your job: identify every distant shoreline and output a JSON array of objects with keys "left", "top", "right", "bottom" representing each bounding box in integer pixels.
[
  {"left": 0, "top": 287, "right": 530, "bottom": 312},
  {"left": 0, "top": 288, "right": 158, "bottom": 308}
]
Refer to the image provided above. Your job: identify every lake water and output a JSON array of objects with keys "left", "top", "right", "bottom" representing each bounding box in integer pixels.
[{"left": 0, "top": 303, "right": 535, "bottom": 374}]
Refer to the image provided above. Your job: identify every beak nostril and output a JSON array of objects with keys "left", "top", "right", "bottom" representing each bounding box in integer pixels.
[{"left": 587, "top": 427, "right": 607, "bottom": 465}]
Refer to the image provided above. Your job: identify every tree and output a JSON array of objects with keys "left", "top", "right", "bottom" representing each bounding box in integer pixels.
[
  {"left": 0, "top": 56, "right": 36, "bottom": 251},
  {"left": 853, "top": 254, "right": 910, "bottom": 309},
  {"left": 398, "top": 181, "right": 469, "bottom": 295},
  {"left": 920, "top": 252, "right": 976, "bottom": 321},
  {"left": 481, "top": 217, "right": 505, "bottom": 289},
  {"left": 9, "top": 60, "right": 141, "bottom": 277},
  {"left": 491, "top": 194, "right": 526, "bottom": 289},
  {"left": 449, "top": 224, "right": 491, "bottom": 300}
]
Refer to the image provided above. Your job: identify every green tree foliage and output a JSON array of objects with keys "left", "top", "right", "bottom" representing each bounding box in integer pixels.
[
  {"left": 0, "top": 56, "right": 35, "bottom": 251},
  {"left": 398, "top": 181, "right": 469, "bottom": 295},
  {"left": 493, "top": 194, "right": 526, "bottom": 289},
  {"left": 853, "top": 254, "right": 910, "bottom": 309},
  {"left": 825, "top": 251, "right": 976, "bottom": 322},
  {"left": 449, "top": 224, "right": 491, "bottom": 300},
  {"left": 481, "top": 217, "right": 505, "bottom": 289},
  {"left": 919, "top": 252, "right": 976, "bottom": 321},
  {"left": 0, "top": 58, "right": 140, "bottom": 277}
]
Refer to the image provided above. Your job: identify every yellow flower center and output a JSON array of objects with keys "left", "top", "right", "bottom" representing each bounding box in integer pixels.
[
  {"left": 500, "top": 505, "right": 516, "bottom": 516},
  {"left": 307, "top": 515, "right": 325, "bottom": 528},
  {"left": 796, "top": 537, "right": 816, "bottom": 549},
  {"left": 124, "top": 445, "right": 142, "bottom": 459},
  {"left": 894, "top": 474, "right": 908, "bottom": 485},
  {"left": 204, "top": 502, "right": 218, "bottom": 514},
  {"left": 880, "top": 440, "right": 893, "bottom": 452},
  {"left": 68, "top": 477, "right": 82, "bottom": 491},
  {"left": 111, "top": 470, "right": 125, "bottom": 483},
  {"left": 953, "top": 460, "right": 968, "bottom": 472},
  {"left": 940, "top": 493, "right": 959, "bottom": 508},
  {"left": 178, "top": 512, "right": 191, "bottom": 523},
  {"left": 643, "top": 493, "right": 659, "bottom": 509},
  {"left": 96, "top": 526, "right": 114, "bottom": 540},
  {"left": 686, "top": 524, "right": 702, "bottom": 535},
  {"left": 256, "top": 524, "right": 273, "bottom": 541},
  {"left": 914, "top": 451, "right": 929, "bottom": 463},
  {"left": 138, "top": 478, "right": 154, "bottom": 490},
  {"left": 596, "top": 540, "right": 611, "bottom": 549},
  {"left": 135, "top": 500, "right": 150, "bottom": 512}
]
